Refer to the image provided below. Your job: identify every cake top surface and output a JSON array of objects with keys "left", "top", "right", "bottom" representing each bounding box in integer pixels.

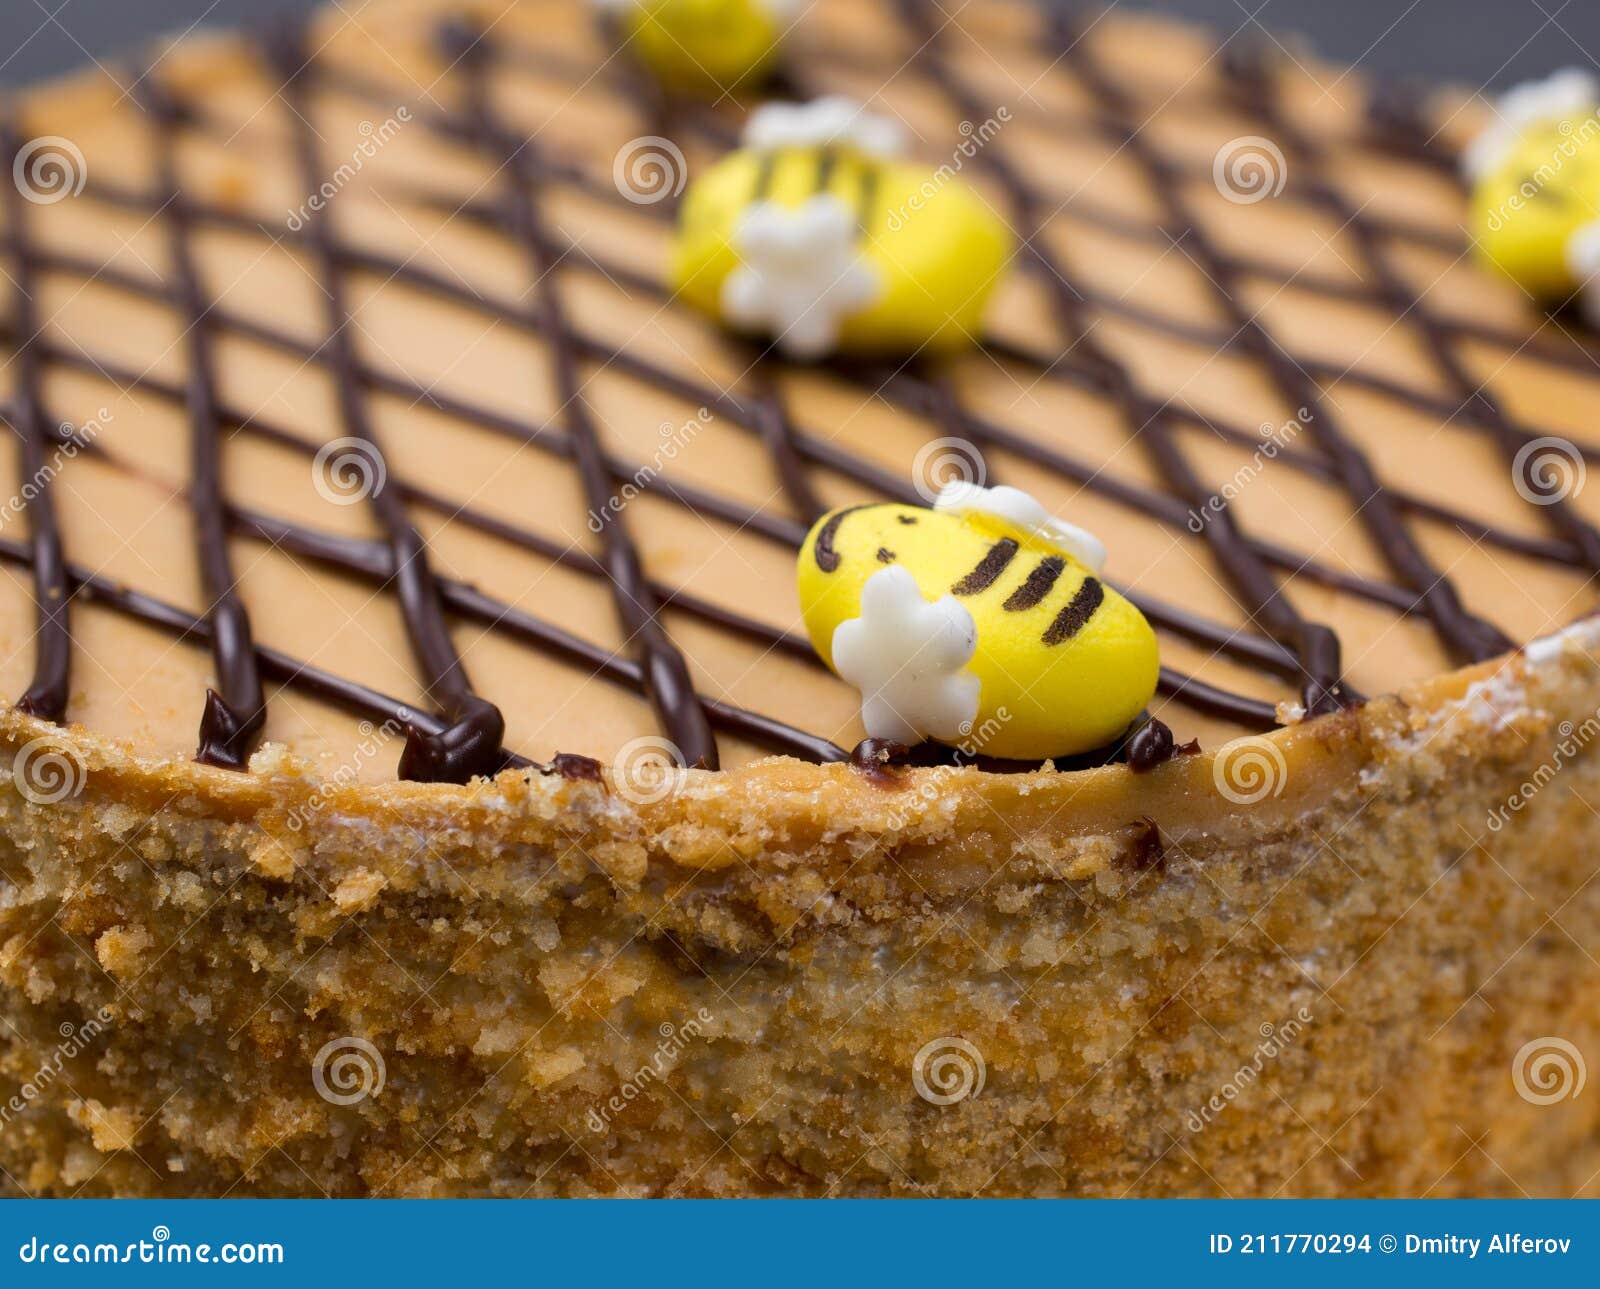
[{"left": 0, "top": 0, "right": 1595, "bottom": 785}]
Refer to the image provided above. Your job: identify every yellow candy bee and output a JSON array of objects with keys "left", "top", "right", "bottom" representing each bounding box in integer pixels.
[
  {"left": 671, "top": 97, "right": 1012, "bottom": 358},
  {"left": 797, "top": 483, "right": 1159, "bottom": 760},
  {"left": 619, "top": 0, "right": 791, "bottom": 93},
  {"left": 1465, "top": 70, "right": 1600, "bottom": 308}
]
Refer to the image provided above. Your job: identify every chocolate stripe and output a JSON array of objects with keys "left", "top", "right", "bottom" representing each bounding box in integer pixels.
[
  {"left": 265, "top": 24, "right": 506, "bottom": 784},
  {"left": 1004, "top": 556, "right": 1065, "bottom": 610},
  {"left": 1046, "top": 7, "right": 1511, "bottom": 667},
  {"left": 442, "top": 19, "right": 718, "bottom": 771},
  {"left": 1043, "top": 577, "right": 1105, "bottom": 646},
  {"left": 951, "top": 539, "right": 1020, "bottom": 594},
  {"left": 894, "top": 1, "right": 1355, "bottom": 715},
  {"left": 136, "top": 80, "right": 267, "bottom": 770},
  {"left": 0, "top": 122, "right": 71, "bottom": 723}
]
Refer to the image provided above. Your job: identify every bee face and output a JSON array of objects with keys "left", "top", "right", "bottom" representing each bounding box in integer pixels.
[
  {"left": 671, "top": 144, "right": 1011, "bottom": 355},
  {"left": 798, "top": 502, "right": 1160, "bottom": 759}
]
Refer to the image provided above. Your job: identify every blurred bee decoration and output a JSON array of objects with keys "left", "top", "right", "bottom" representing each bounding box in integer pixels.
[
  {"left": 797, "top": 482, "right": 1160, "bottom": 761},
  {"left": 671, "top": 96, "right": 1013, "bottom": 358},
  {"left": 600, "top": 0, "right": 801, "bottom": 92},
  {"left": 1465, "top": 69, "right": 1600, "bottom": 319}
]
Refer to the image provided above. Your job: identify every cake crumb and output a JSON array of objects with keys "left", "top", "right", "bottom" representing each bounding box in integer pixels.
[
  {"left": 333, "top": 868, "right": 388, "bottom": 913},
  {"left": 94, "top": 925, "right": 153, "bottom": 978},
  {"left": 249, "top": 832, "right": 302, "bottom": 880},
  {"left": 69, "top": 1099, "right": 140, "bottom": 1152}
]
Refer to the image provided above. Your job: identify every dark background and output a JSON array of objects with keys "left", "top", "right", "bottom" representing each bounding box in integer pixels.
[{"left": 0, "top": 0, "right": 1597, "bottom": 90}]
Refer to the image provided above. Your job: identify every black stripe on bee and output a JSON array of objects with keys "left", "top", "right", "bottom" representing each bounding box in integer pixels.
[
  {"left": 1042, "top": 577, "right": 1104, "bottom": 645},
  {"left": 1003, "top": 556, "right": 1065, "bottom": 610},
  {"left": 951, "top": 539, "right": 1019, "bottom": 594}
]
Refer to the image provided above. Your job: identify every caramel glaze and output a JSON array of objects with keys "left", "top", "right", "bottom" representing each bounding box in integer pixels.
[{"left": 1, "top": 2, "right": 1592, "bottom": 782}]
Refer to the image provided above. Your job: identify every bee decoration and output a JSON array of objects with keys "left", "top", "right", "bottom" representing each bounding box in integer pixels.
[
  {"left": 1465, "top": 69, "right": 1600, "bottom": 319},
  {"left": 797, "top": 482, "right": 1160, "bottom": 761},
  {"left": 671, "top": 96, "right": 1013, "bottom": 358},
  {"left": 600, "top": 0, "right": 801, "bottom": 93}
]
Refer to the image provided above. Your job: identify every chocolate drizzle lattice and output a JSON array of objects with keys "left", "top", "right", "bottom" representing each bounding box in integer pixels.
[{"left": 1, "top": 0, "right": 1596, "bottom": 782}]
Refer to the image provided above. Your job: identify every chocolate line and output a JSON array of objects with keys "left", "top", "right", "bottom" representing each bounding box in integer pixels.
[
  {"left": 265, "top": 23, "right": 506, "bottom": 784},
  {"left": 135, "top": 80, "right": 267, "bottom": 769},
  {"left": 1043, "top": 577, "right": 1104, "bottom": 646},
  {"left": 12, "top": 1, "right": 1582, "bottom": 775},
  {"left": 1217, "top": 41, "right": 1600, "bottom": 575},
  {"left": 1049, "top": 7, "right": 1512, "bottom": 665},
  {"left": 0, "top": 526, "right": 515, "bottom": 764},
  {"left": 951, "top": 539, "right": 1019, "bottom": 594},
  {"left": 896, "top": 0, "right": 1356, "bottom": 716},
  {"left": 0, "top": 122, "right": 72, "bottom": 723},
  {"left": 1004, "top": 556, "right": 1065, "bottom": 611},
  {"left": 440, "top": 18, "right": 718, "bottom": 771}
]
